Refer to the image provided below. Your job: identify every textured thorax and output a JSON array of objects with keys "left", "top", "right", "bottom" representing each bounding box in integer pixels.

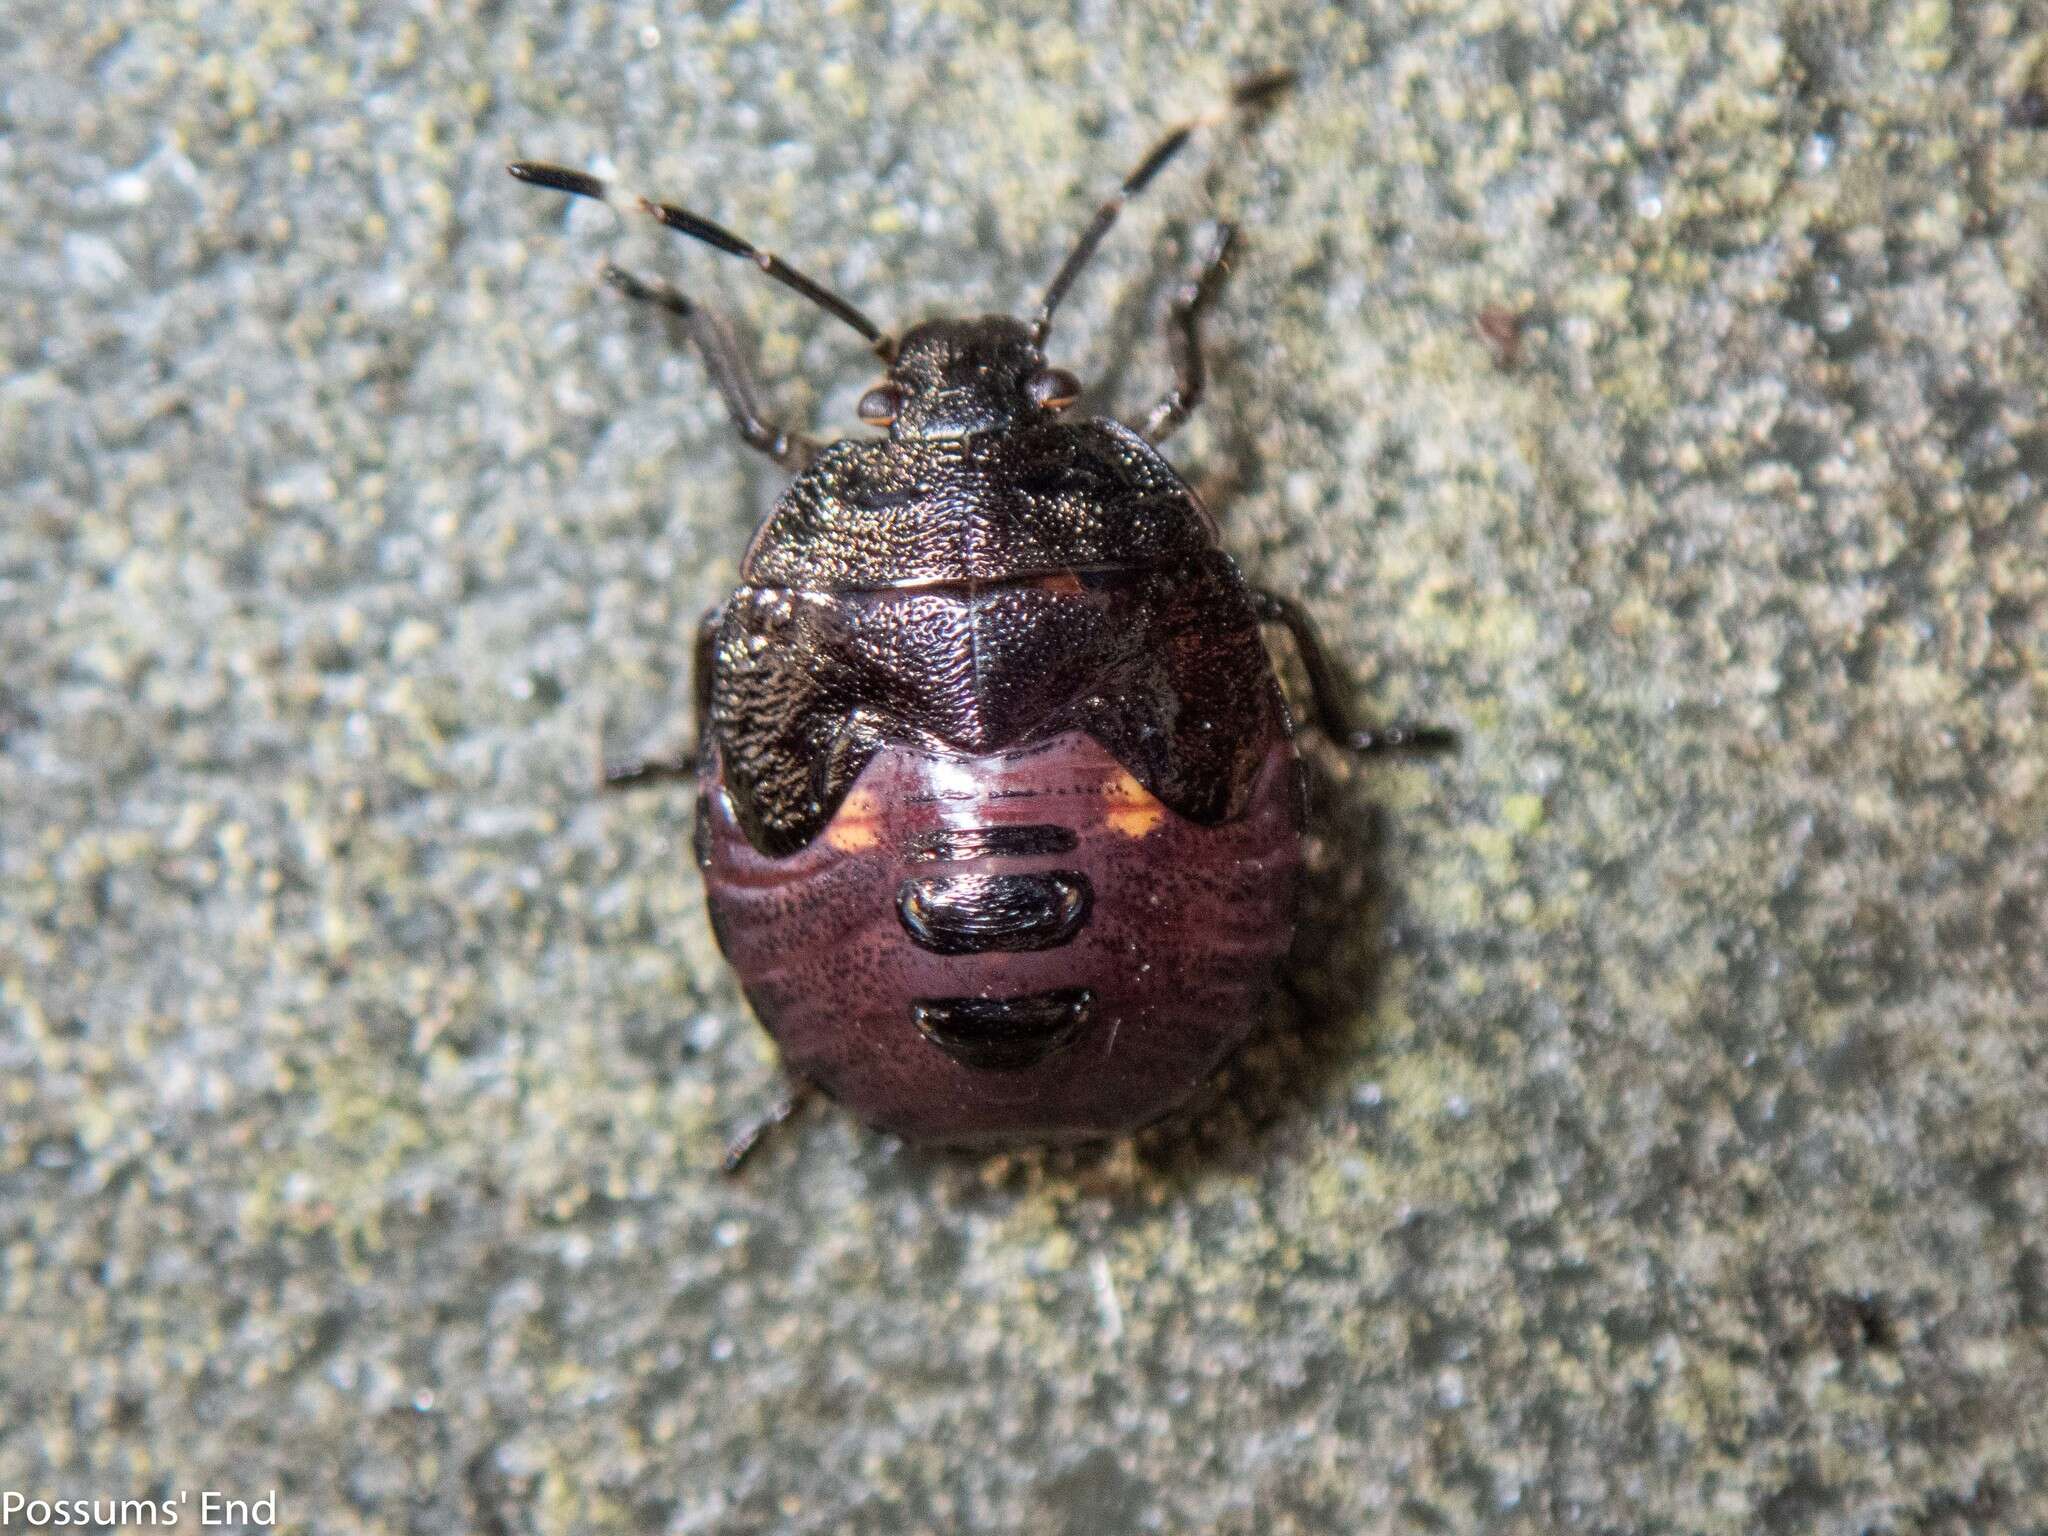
[{"left": 741, "top": 418, "right": 1219, "bottom": 591}]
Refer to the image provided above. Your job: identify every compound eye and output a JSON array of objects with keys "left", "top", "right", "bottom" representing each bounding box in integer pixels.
[
  {"left": 857, "top": 383, "right": 904, "bottom": 427},
  {"left": 1027, "top": 368, "right": 1081, "bottom": 411}
]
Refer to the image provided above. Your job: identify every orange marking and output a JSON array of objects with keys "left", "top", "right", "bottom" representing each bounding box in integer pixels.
[
  {"left": 1102, "top": 768, "right": 1166, "bottom": 839},
  {"left": 824, "top": 786, "right": 882, "bottom": 852}
]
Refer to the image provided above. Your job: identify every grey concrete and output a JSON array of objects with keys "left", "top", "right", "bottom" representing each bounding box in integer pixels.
[{"left": 4, "top": 2, "right": 2045, "bottom": 1531}]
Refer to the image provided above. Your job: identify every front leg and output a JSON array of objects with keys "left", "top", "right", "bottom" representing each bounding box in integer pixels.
[
  {"left": 1140, "top": 223, "right": 1238, "bottom": 445},
  {"left": 1251, "top": 590, "right": 1457, "bottom": 756},
  {"left": 601, "top": 264, "right": 818, "bottom": 472},
  {"left": 602, "top": 604, "right": 724, "bottom": 789}
]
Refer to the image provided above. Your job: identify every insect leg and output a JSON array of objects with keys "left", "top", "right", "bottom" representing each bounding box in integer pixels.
[
  {"left": 601, "top": 263, "right": 818, "bottom": 471},
  {"left": 690, "top": 602, "right": 721, "bottom": 746},
  {"left": 1141, "top": 222, "right": 1237, "bottom": 443},
  {"left": 722, "top": 1080, "right": 815, "bottom": 1174},
  {"left": 1251, "top": 590, "right": 1457, "bottom": 756},
  {"left": 601, "top": 605, "right": 724, "bottom": 790}
]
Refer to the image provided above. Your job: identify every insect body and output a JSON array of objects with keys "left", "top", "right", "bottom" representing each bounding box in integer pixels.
[{"left": 511, "top": 75, "right": 1448, "bottom": 1149}]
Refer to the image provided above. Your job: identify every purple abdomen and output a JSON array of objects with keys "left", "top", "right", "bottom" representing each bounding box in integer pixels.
[{"left": 698, "top": 729, "right": 1304, "bottom": 1144}]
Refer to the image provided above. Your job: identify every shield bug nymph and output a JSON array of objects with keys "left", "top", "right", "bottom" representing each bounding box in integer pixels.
[{"left": 510, "top": 72, "right": 1450, "bottom": 1156}]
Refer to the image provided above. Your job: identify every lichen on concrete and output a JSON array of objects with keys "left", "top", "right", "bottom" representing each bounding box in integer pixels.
[{"left": 3, "top": 1, "right": 2045, "bottom": 1531}]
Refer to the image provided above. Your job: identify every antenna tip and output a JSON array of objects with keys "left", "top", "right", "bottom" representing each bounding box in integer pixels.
[
  {"left": 1230, "top": 69, "right": 1297, "bottom": 112},
  {"left": 506, "top": 162, "right": 610, "bottom": 201}
]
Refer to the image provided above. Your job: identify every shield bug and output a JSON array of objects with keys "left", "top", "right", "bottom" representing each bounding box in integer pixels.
[{"left": 510, "top": 73, "right": 1450, "bottom": 1155}]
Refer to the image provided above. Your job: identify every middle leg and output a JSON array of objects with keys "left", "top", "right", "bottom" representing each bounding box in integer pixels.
[
  {"left": 602, "top": 604, "right": 724, "bottom": 790},
  {"left": 1252, "top": 590, "right": 1457, "bottom": 756}
]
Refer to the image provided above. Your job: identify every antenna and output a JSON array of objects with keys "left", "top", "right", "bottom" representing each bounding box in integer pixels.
[
  {"left": 507, "top": 162, "right": 894, "bottom": 357},
  {"left": 1032, "top": 70, "right": 1294, "bottom": 346}
]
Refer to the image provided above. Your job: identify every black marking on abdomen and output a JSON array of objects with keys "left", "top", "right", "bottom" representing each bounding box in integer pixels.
[
  {"left": 912, "top": 989, "right": 1095, "bottom": 1071},
  {"left": 902, "top": 823, "right": 1078, "bottom": 862},
  {"left": 897, "top": 871, "right": 1092, "bottom": 955}
]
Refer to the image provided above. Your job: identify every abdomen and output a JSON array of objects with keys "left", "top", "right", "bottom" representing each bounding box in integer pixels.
[{"left": 697, "top": 728, "right": 1304, "bottom": 1144}]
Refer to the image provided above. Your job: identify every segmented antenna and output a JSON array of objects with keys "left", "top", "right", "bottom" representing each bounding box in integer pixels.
[
  {"left": 507, "top": 161, "right": 894, "bottom": 357},
  {"left": 1032, "top": 70, "right": 1295, "bottom": 345}
]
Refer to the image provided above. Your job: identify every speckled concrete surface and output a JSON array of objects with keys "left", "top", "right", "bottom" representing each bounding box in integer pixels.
[{"left": 4, "top": 2, "right": 2046, "bottom": 1532}]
